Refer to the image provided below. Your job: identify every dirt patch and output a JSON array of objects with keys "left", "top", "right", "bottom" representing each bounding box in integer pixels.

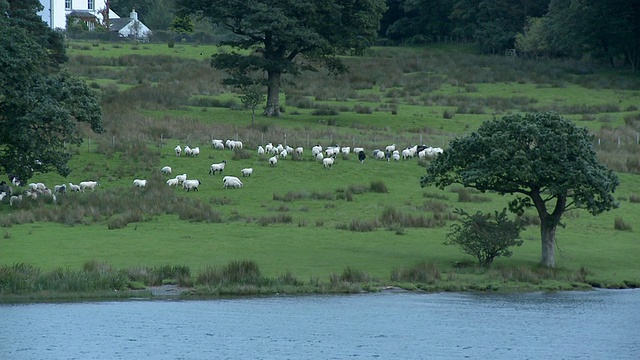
[{"left": 148, "top": 284, "right": 190, "bottom": 297}]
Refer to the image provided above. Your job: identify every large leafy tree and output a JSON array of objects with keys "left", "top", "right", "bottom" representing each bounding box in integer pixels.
[
  {"left": 421, "top": 112, "right": 619, "bottom": 268},
  {"left": 175, "top": 0, "right": 387, "bottom": 116},
  {"left": 0, "top": 0, "right": 104, "bottom": 182}
]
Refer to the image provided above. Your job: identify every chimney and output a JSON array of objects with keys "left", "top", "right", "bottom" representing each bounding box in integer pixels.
[{"left": 130, "top": 8, "right": 138, "bottom": 20}]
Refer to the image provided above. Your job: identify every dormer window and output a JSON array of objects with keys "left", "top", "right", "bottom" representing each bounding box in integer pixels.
[
  {"left": 88, "top": 0, "right": 94, "bottom": 10},
  {"left": 65, "top": 0, "right": 72, "bottom": 10}
]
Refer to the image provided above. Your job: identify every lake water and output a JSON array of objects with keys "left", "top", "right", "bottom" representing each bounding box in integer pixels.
[{"left": 1, "top": 289, "right": 638, "bottom": 360}]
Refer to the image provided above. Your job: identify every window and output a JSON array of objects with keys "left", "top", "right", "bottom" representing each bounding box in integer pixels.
[
  {"left": 88, "top": 0, "right": 94, "bottom": 10},
  {"left": 65, "top": 0, "right": 72, "bottom": 10}
]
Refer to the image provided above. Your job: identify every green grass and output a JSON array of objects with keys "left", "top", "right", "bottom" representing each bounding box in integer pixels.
[{"left": 2, "top": 41, "right": 640, "bottom": 299}]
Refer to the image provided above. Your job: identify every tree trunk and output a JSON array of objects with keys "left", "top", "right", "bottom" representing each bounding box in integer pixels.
[
  {"left": 540, "top": 220, "right": 556, "bottom": 268},
  {"left": 264, "top": 71, "right": 281, "bottom": 116}
]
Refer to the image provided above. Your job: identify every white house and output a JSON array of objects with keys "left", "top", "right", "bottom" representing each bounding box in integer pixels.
[
  {"left": 109, "top": 9, "right": 152, "bottom": 39},
  {"left": 38, "top": 1, "right": 151, "bottom": 39},
  {"left": 38, "top": 0, "right": 119, "bottom": 31}
]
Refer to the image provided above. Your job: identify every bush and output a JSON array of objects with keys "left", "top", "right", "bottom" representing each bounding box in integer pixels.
[
  {"left": 369, "top": 180, "right": 388, "bottom": 193},
  {"left": 391, "top": 261, "right": 441, "bottom": 283},
  {"left": 614, "top": 217, "right": 632, "bottom": 231},
  {"left": 446, "top": 208, "right": 524, "bottom": 267}
]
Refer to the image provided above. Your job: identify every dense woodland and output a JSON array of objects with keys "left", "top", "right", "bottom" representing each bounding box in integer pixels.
[{"left": 102, "top": 0, "right": 640, "bottom": 72}]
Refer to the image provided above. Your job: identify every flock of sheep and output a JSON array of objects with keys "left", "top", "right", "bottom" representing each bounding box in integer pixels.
[
  {"left": 1, "top": 138, "right": 443, "bottom": 204},
  {"left": 0, "top": 179, "right": 99, "bottom": 206}
]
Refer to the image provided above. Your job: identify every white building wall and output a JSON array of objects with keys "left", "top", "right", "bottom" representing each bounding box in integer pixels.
[{"left": 38, "top": 0, "right": 119, "bottom": 30}]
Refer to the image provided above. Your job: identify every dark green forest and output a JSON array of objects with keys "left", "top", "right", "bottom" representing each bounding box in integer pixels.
[{"left": 103, "top": 0, "right": 640, "bottom": 72}]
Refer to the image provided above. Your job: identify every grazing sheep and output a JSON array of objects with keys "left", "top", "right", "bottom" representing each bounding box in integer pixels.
[
  {"left": 161, "top": 166, "right": 172, "bottom": 175},
  {"left": 0, "top": 181, "right": 12, "bottom": 197},
  {"left": 265, "top": 143, "right": 274, "bottom": 154},
  {"left": 392, "top": 153, "right": 401, "bottom": 162},
  {"left": 226, "top": 140, "right": 243, "bottom": 150},
  {"left": 10, "top": 194, "right": 22, "bottom": 206},
  {"left": 295, "top": 147, "right": 304, "bottom": 156},
  {"left": 402, "top": 148, "right": 411, "bottom": 160},
  {"left": 269, "top": 155, "right": 278, "bottom": 166},
  {"left": 68, "top": 183, "right": 81, "bottom": 192},
  {"left": 9, "top": 174, "right": 21, "bottom": 187},
  {"left": 184, "top": 145, "right": 192, "bottom": 156},
  {"left": 341, "top": 147, "right": 351, "bottom": 156},
  {"left": 79, "top": 181, "right": 99, "bottom": 192},
  {"left": 190, "top": 147, "right": 200, "bottom": 157},
  {"left": 323, "top": 157, "right": 335, "bottom": 169},
  {"left": 385, "top": 144, "right": 396, "bottom": 153},
  {"left": 182, "top": 179, "right": 201, "bottom": 192},
  {"left": 209, "top": 160, "right": 227, "bottom": 175},
  {"left": 54, "top": 184, "right": 67, "bottom": 194},
  {"left": 133, "top": 179, "right": 147, "bottom": 187},
  {"left": 175, "top": 145, "right": 182, "bottom": 157},
  {"left": 166, "top": 178, "right": 180, "bottom": 187},
  {"left": 212, "top": 139, "right": 225, "bottom": 150},
  {"left": 223, "top": 176, "right": 243, "bottom": 189},
  {"left": 311, "top": 145, "right": 323, "bottom": 157},
  {"left": 280, "top": 149, "right": 288, "bottom": 159},
  {"left": 241, "top": 168, "right": 253, "bottom": 177},
  {"left": 373, "top": 149, "right": 385, "bottom": 160},
  {"left": 258, "top": 146, "right": 265, "bottom": 156},
  {"left": 353, "top": 147, "right": 364, "bottom": 155},
  {"left": 315, "top": 152, "right": 324, "bottom": 161},
  {"left": 175, "top": 174, "right": 187, "bottom": 184},
  {"left": 358, "top": 150, "right": 366, "bottom": 163}
]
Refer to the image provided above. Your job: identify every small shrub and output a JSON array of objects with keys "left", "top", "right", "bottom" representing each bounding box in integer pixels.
[
  {"left": 629, "top": 194, "right": 640, "bottom": 203},
  {"left": 257, "top": 214, "right": 292, "bottom": 226},
  {"left": 614, "top": 217, "right": 632, "bottom": 231},
  {"left": 446, "top": 208, "right": 524, "bottom": 267},
  {"left": 443, "top": 109, "right": 455, "bottom": 119},
  {"left": 340, "top": 267, "right": 371, "bottom": 283},
  {"left": 391, "top": 261, "right": 441, "bottom": 284},
  {"left": 369, "top": 180, "right": 388, "bottom": 193}
]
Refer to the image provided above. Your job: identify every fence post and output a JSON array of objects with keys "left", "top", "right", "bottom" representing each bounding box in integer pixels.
[
  {"left": 284, "top": 133, "right": 287, "bottom": 147},
  {"left": 261, "top": 133, "right": 264, "bottom": 145},
  {"left": 618, "top": 135, "right": 621, "bottom": 147}
]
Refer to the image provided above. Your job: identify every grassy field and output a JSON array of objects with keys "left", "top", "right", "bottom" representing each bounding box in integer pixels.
[{"left": 1, "top": 41, "right": 639, "bottom": 298}]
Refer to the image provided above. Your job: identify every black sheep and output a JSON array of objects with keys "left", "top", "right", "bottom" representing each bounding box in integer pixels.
[{"left": 358, "top": 151, "right": 366, "bottom": 163}]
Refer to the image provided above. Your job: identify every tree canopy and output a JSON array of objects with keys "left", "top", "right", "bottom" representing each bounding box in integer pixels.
[
  {"left": 175, "top": 0, "right": 387, "bottom": 116},
  {"left": 0, "top": 0, "right": 104, "bottom": 182},
  {"left": 421, "top": 112, "right": 619, "bottom": 267}
]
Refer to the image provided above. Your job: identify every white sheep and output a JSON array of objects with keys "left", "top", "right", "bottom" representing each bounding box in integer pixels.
[
  {"left": 79, "top": 181, "right": 99, "bottom": 192},
  {"left": 68, "top": 182, "right": 81, "bottom": 192},
  {"left": 353, "top": 147, "right": 364, "bottom": 155},
  {"left": 402, "top": 148, "right": 411, "bottom": 160},
  {"left": 265, "top": 143, "right": 274, "bottom": 154},
  {"left": 175, "top": 174, "right": 187, "bottom": 184},
  {"left": 315, "top": 152, "right": 324, "bottom": 161},
  {"left": 182, "top": 179, "right": 201, "bottom": 192},
  {"left": 373, "top": 149, "right": 385, "bottom": 160},
  {"left": 241, "top": 168, "right": 253, "bottom": 177},
  {"left": 385, "top": 144, "right": 396, "bottom": 153},
  {"left": 212, "top": 139, "right": 225, "bottom": 149},
  {"left": 392, "top": 153, "right": 401, "bottom": 162},
  {"left": 190, "top": 147, "right": 200, "bottom": 157},
  {"left": 54, "top": 184, "right": 67, "bottom": 194},
  {"left": 133, "top": 179, "right": 147, "bottom": 187},
  {"left": 311, "top": 145, "right": 323, "bottom": 157},
  {"left": 280, "top": 149, "right": 288, "bottom": 159},
  {"left": 184, "top": 145, "right": 192, "bottom": 156},
  {"left": 10, "top": 194, "right": 22, "bottom": 206},
  {"left": 166, "top": 178, "right": 180, "bottom": 187},
  {"left": 258, "top": 146, "right": 265, "bottom": 156},
  {"left": 295, "top": 147, "right": 304, "bottom": 156},
  {"left": 175, "top": 145, "right": 182, "bottom": 157},
  {"left": 341, "top": 147, "right": 351, "bottom": 156},
  {"left": 269, "top": 155, "right": 278, "bottom": 166},
  {"left": 161, "top": 166, "right": 172, "bottom": 175},
  {"left": 209, "top": 160, "right": 227, "bottom": 175},
  {"left": 223, "top": 176, "right": 243, "bottom": 189},
  {"left": 323, "top": 157, "right": 335, "bottom": 169}
]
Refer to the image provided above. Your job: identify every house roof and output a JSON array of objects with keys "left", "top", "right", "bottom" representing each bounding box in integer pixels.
[
  {"left": 67, "top": 10, "right": 97, "bottom": 20},
  {"left": 109, "top": 18, "right": 132, "bottom": 32}
]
